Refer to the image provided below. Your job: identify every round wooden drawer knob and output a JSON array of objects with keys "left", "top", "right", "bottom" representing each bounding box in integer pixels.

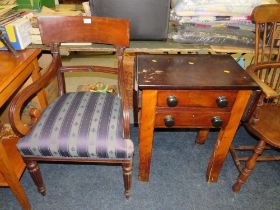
[
  {"left": 212, "top": 116, "right": 223, "bottom": 127},
  {"left": 164, "top": 115, "right": 175, "bottom": 127},
  {"left": 216, "top": 96, "right": 228, "bottom": 108},
  {"left": 167, "top": 95, "right": 178, "bottom": 107}
]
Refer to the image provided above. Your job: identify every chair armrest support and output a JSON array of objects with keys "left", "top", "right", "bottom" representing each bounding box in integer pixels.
[
  {"left": 9, "top": 54, "right": 61, "bottom": 136},
  {"left": 246, "top": 63, "right": 280, "bottom": 99},
  {"left": 117, "top": 48, "right": 130, "bottom": 139}
]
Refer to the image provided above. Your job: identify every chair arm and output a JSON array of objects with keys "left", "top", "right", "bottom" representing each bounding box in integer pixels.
[
  {"left": 9, "top": 55, "right": 60, "bottom": 137},
  {"left": 121, "top": 93, "right": 130, "bottom": 139},
  {"left": 119, "top": 72, "right": 130, "bottom": 139},
  {"left": 246, "top": 64, "right": 280, "bottom": 99},
  {"left": 115, "top": 47, "right": 130, "bottom": 139}
]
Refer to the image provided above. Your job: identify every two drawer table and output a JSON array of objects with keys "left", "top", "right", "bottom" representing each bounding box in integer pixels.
[{"left": 135, "top": 54, "right": 259, "bottom": 182}]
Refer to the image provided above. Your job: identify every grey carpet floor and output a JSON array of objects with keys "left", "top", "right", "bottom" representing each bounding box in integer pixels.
[{"left": 1, "top": 126, "right": 279, "bottom": 210}]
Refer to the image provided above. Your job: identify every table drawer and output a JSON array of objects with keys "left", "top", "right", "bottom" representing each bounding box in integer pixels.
[
  {"left": 155, "top": 109, "right": 230, "bottom": 128},
  {"left": 157, "top": 90, "right": 237, "bottom": 108}
]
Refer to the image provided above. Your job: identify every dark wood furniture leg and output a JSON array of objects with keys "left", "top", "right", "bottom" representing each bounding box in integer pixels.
[
  {"left": 207, "top": 90, "right": 252, "bottom": 182},
  {"left": 122, "top": 159, "right": 133, "bottom": 198},
  {"left": 138, "top": 90, "right": 157, "bottom": 182},
  {"left": 25, "top": 160, "right": 46, "bottom": 196},
  {"left": 133, "top": 89, "right": 139, "bottom": 125}
]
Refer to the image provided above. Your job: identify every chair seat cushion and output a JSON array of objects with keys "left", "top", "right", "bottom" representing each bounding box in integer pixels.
[{"left": 17, "top": 92, "right": 134, "bottom": 160}]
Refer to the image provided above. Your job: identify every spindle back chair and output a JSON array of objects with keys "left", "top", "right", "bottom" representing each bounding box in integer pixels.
[{"left": 231, "top": 4, "right": 280, "bottom": 192}]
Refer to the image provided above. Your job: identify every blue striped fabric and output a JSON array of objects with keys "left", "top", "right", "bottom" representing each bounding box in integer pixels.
[{"left": 17, "top": 92, "right": 134, "bottom": 160}]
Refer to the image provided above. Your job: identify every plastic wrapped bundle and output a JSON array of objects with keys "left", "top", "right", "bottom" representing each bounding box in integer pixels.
[
  {"left": 169, "top": 25, "right": 255, "bottom": 47},
  {"left": 168, "top": 0, "right": 278, "bottom": 46},
  {"left": 170, "top": 10, "right": 255, "bottom": 31},
  {"left": 174, "top": 0, "right": 276, "bottom": 16}
]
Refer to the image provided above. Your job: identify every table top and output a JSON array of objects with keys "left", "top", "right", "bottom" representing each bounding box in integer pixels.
[
  {"left": 136, "top": 54, "right": 259, "bottom": 90},
  {"left": 0, "top": 49, "right": 41, "bottom": 93}
]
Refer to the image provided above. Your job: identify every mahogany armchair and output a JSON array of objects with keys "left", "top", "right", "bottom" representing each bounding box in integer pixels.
[
  {"left": 9, "top": 16, "right": 134, "bottom": 198},
  {"left": 231, "top": 4, "right": 280, "bottom": 192}
]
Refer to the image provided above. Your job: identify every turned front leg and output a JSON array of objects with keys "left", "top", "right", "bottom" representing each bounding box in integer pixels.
[
  {"left": 25, "top": 160, "right": 46, "bottom": 196},
  {"left": 232, "top": 140, "right": 266, "bottom": 192},
  {"left": 122, "top": 159, "right": 133, "bottom": 199}
]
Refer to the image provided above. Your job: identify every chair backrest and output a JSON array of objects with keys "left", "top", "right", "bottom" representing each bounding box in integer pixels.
[
  {"left": 38, "top": 16, "right": 129, "bottom": 47},
  {"left": 37, "top": 16, "right": 130, "bottom": 96},
  {"left": 9, "top": 16, "right": 131, "bottom": 138},
  {"left": 36, "top": 16, "right": 131, "bottom": 138},
  {"left": 252, "top": 4, "right": 280, "bottom": 65},
  {"left": 250, "top": 4, "right": 280, "bottom": 104}
]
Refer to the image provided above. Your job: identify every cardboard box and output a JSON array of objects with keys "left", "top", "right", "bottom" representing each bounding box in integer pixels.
[{"left": 0, "top": 18, "right": 32, "bottom": 50}]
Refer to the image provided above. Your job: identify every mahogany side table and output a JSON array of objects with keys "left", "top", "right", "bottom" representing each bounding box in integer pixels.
[{"left": 135, "top": 54, "right": 259, "bottom": 182}]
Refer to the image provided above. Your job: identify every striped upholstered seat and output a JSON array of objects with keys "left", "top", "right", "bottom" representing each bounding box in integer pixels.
[{"left": 17, "top": 92, "right": 134, "bottom": 160}]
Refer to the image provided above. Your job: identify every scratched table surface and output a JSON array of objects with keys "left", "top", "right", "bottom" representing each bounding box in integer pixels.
[{"left": 136, "top": 54, "right": 259, "bottom": 90}]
